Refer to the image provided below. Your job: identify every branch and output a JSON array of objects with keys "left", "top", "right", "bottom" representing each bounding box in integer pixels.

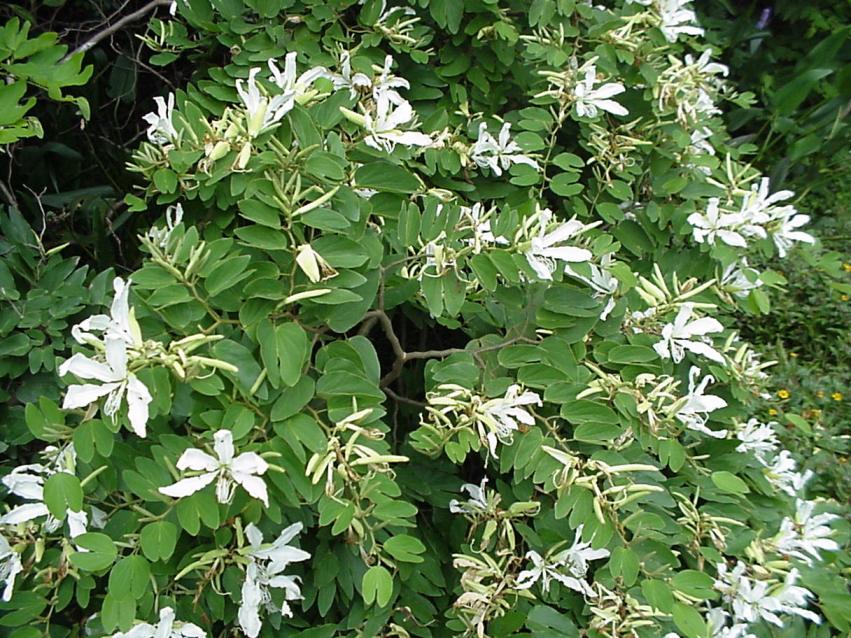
[
  {"left": 364, "top": 309, "right": 526, "bottom": 388},
  {"left": 62, "top": 0, "right": 172, "bottom": 63}
]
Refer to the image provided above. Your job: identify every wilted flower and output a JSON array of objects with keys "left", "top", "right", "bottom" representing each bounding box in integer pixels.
[
  {"left": 295, "top": 244, "right": 337, "bottom": 283},
  {"left": 109, "top": 607, "right": 206, "bottom": 638},
  {"left": 142, "top": 92, "right": 178, "bottom": 145},
  {"left": 470, "top": 122, "right": 540, "bottom": 176},
  {"left": 159, "top": 430, "right": 270, "bottom": 506},
  {"left": 653, "top": 303, "right": 724, "bottom": 363}
]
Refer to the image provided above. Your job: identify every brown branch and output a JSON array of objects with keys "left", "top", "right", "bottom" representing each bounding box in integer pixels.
[
  {"left": 61, "top": 0, "right": 172, "bottom": 63},
  {"left": 383, "top": 386, "right": 427, "bottom": 408},
  {"left": 364, "top": 309, "right": 525, "bottom": 389}
]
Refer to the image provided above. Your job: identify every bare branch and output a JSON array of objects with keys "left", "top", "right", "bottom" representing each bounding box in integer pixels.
[{"left": 61, "top": 0, "right": 172, "bottom": 63}]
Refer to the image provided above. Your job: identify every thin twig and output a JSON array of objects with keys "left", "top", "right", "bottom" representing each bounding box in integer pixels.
[
  {"left": 61, "top": 0, "right": 172, "bottom": 63},
  {"left": 383, "top": 386, "right": 427, "bottom": 408},
  {"left": 0, "top": 180, "right": 18, "bottom": 210}
]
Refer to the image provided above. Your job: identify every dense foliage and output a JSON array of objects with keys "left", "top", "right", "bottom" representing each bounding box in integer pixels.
[{"left": 1, "top": 2, "right": 848, "bottom": 638}]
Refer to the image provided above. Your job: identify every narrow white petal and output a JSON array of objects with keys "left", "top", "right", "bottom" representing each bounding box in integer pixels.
[{"left": 159, "top": 472, "right": 217, "bottom": 499}]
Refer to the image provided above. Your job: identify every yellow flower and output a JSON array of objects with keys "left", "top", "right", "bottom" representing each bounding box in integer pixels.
[
  {"left": 841, "top": 294, "right": 849, "bottom": 302},
  {"left": 768, "top": 408, "right": 778, "bottom": 416},
  {"left": 789, "top": 352, "right": 798, "bottom": 358},
  {"left": 777, "top": 389, "right": 790, "bottom": 400},
  {"left": 843, "top": 262, "right": 851, "bottom": 272},
  {"left": 816, "top": 390, "right": 825, "bottom": 398},
  {"left": 832, "top": 392, "right": 843, "bottom": 401}
]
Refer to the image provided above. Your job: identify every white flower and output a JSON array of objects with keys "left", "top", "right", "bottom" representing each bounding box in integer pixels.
[
  {"left": 564, "top": 254, "right": 619, "bottom": 320},
  {"left": 765, "top": 450, "right": 812, "bottom": 497},
  {"left": 685, "top": 50, "right": 729, "bottom": 79},
  {"left": 327, "top": 51, "right": 372, "bottom": 98},
  {"left": 478, "top": 385, "right": 541, "bottom": 458},
  {"left": 238, "top": 523, "right": 310, "bottom": 638},
  {"left": 772, "top": 499, "right": 839, "bottom": 566},
  {"left": 362, "top": 89, "right": 432, "bottom": 152},
  {"left": 770, "top": 211, "right": 815, "bottom": 258},
  {"left": 236, "top": 68, "right": 293, "bottom": 138},
  {"left": 267, "top": 52, "right": 329, "bottom": 105},
  {"left": 71, "top": 277, "right": 141, "bottom": 348},
  {"left": 60, "top": 336, "right": 152, "bottom": 438},
  {"left": 689, "top": 126, "right": 715, "bottom": 156},
  {"left": 688, "top": 199, "right": 748, "bottom": 248},
  {"left": 470, "top": 122, "right": 540, "bottom": 176},
  {"left": 372, "top": 55, "right": 410, "bottom": 100},
  {"left": 159, "top": 430, "right": 270, "bottom": 506},
  {"left": 109, "top": 607, "right": 206, "bottom": 638},
  {"left": 449, "top": 478, "right": 490, "bottom": 515},
  {"left": 0, "top": 532, "right": 22, "bottom": 602},
  {"left": 524, "top": 208, "right": 595, "bottom": 281},
  {"left": 734, "top": 418, "right": 778, "bottom": 461},
  {"left": 145, "top": 203, "right": 184, "bottom": 249},
  {"left": 0, "top": 445, "right": 89, "bottom": 539},
  {"left": 142, "top": 93, "right": 178, "bottom": 145},
  {"left": 552, "top": 524, "right": 611, "bottom": 581},
  {"left": 657, "top": 0, "right": 704, "bottom": 42},
  {"left": 245, "top": 522, "right": 311, "bottom": 573},
  {"left": 653, "top": 303, "right": 724, "bottom": 363},
  {"left": 739, "top": 177, "right": 795, "bottom": 223},
  {"left": 573, "top": 65, "right": 628, "bottom": 118},
  {"left": 461, "top": 202, "right": 508, "bottom": 252},
  {"left": 675, "top": 366, "right": 728, "bottom": 438},
  {"left": 719, "top": 262, "right": 763, "bottom": 298},
  {"left": 764, "top": 568, "right": 821, "bottom": 625},
  {"left": 705, "top": 608, "right": 756, "bottom": 638},
  {"left": 516, "top": 525, "right": 608, "bottom": 598}
]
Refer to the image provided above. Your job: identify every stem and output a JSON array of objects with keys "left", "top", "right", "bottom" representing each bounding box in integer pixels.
[{"left": 62, "top": 0, "right": 173, "bottom": 63}]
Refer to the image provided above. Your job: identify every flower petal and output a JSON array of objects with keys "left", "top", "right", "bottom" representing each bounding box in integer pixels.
[{"left": 159, "top": 472, "right": 217, "bottom": 499}]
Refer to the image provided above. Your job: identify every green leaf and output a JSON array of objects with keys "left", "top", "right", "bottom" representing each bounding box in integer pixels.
[
  {"left": 108, "top": 555, "right": 151, "bottom": 600},
  {"left": 607, "top": 345, "right": 658, "bottom": 364},
  {"left": 362, "top": 565, "right": 393, "bottom": 607},
  {"left": 69, "top": 533, "right": 117, "bottom": 571},
  {"left": 238, "top": 199, "right": 281, "bottom": 229},
  {"left": 671, "top": 570, "right": 716, "bottom": 600},
  {"left": 43, "top": 473, "right": 83, "bottom": 518},
  {"left": 383, "top": 534, "right": 426, "bottom": 563},
  {"left": 139, "top": 521, "right": 178, "bottom": 562},
  {"left": 672, "top": 602, "right": 707, "bottom": 638},
  {"left": 204, "top": 255, "right": 252, "bottom": 297},
  {"left": 276, "top": 322, "right": 309, "bottom": 387},
  {"left": 711, "top": 471, "right": 750, "bottom": 495},
  {"left": 355, "top": 162, "right": 420, "bottom": 193}
]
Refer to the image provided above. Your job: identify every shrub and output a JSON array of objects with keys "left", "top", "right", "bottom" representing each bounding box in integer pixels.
[{"left": 1, "top": 2, "right": 848, "bottom": 638}]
